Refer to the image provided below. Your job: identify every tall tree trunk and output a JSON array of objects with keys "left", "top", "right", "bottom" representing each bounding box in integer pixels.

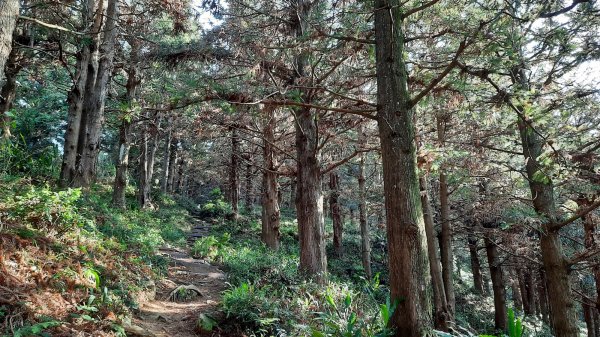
[
  {"left": 518, "top": 269, "right": 535, "bottom": 316},
  {"left": 420, "top": 176, "right": 450, "bottom": 331},
  {"left": 518, "top": 118, "right": 578, "bottom": 336},
  {"left": 0, "top": 50, "right": 20, "bottom": 141},
  {"left": 289, "top": 178, "right": 296, "bottom": 210},
  {"left": 511, "top": 271, "right": 523, "bottom": 312},
  {"left": 167, "top": 138, "right": 178, "bottom": 192},
  {"left": 374, "top": 1, "right": 433, "bottom": 334},
  {"left": 290, "top": 0, "right": 327, "bottom": 282},
  {"left": 112, "top": 42, "right": 140, "bottom": 207},
  {"left": 244, "top": 162, "right": 253, "bottom": 211},
  {"left": 537, "top": 270, "right": 550, "bottom": 324},
  {"left": 59, "top": 0, "right": 97, "bottom": 188},
  {"left": 295, "top": 105, "right": 327, "bottom": 281},
  {"left": 229, "top": 125, "right": 240, "bottom": 217},
  {"left": 160, "top": 122, "right": 172, "bottom": 193},
  {"left": 147, "top": 116, "right": 161, "bottom": 187},
  {"left": 358, "top": 128, "right": 371, "bottom": 279},
  {"left": 485, "top": 236, "right": 507, "bottom": 332},
  {"left": 261, "top": 106, "right": 280, "bottom": 250},
  {"left": 174, "top": 154, "right": 184, "bottom": 193},
  {"left": 437, "top": 117, "right": 455, "bottom": 316},
  {"left": 60, "top": 0, "right": 119, "bottom": 188},
  {"left": 584, "top": 301, "right": 597, "bottom": 337},
  {"left": 112, "top": 118, "right": 132, "bottom": 207},
  {"left": 329, "top": 171, "right": 343, "bottom": 257},
  {"left": 0, "top": 0, "right": 19, "bottom": 85},
  {"left": 73, "top": 0, "right": 119, "bottom": 187},
  {"left": 138, "top": 117, "right": 151, "bottom": 208},
  {"left": 468, "top": 237, "right": 484, "bottom": 294}
]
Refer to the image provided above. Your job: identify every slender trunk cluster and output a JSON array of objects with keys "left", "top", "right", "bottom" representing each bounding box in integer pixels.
[{"left": 60, "top": 0, "right": 120, "bottom": 188}]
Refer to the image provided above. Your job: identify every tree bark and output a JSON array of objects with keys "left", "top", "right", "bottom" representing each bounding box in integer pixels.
[
  {"left": 511, "top": 271, "right": 523, "bottom": 312},
  {"left": 518, "top": 118, "right": 578, "bottom": 336},
  {"left": 437, "top": 117, "right": 455, "bottom": 317},
  {"left": 160, "top": 122, "right": 172, "bottom": 193},
  {"left": 59, "top": 0, "right": 97, "bottom": 188},
  {"left": 138, "top": 116, "right": 151, "bottom": 208},
  {"left": 420, "top": 176, "right": 450, "bottom": 331},
  {"left": 485, "top": 236, "right": 507, "bottom": 332},
  {"left": 167, "top": 138, "right": 178, "bottom": 193},
  {"left": 584, "top": 301, "right": 597, "bottom": 337},
  {"left": 290, "top": 0, "right": 327, "bottom": 282},
  {"left": 73, "top": 0, "right": 119, "bottom": 187},
  {"left": 60, "top": 0, "right": 119, "bottom": 188},
  {"left": 261, "top": 106, "right": 280, "bottom": 250},
  {"left": 112, "top": 41, "right": 141, "bottom": 207},
  {"left": 0, "top": 0, "right": 19, "bottom": 85},
  {"left": 329, "top": 171, "right": 343, "bottom": 257},
  {"left": 468, "top": 237, "right": 484, "bottom": 294},
  {"left": 518, "top": 269, "right": 535, "bottom": 316},
  {"left": 537, "top": 270, "right": 550, "bottom": 324},
  {"left": 295, "top": 104, "right": 327, "bottom": 281},
  {"left": 244, "top": 162, "right": 253, "bottom": 211},
  {"left": 374, "top": 1, "right": 433, "bottom": 334},
  {"left": 0, "top": 49, "right": 20, "bottom": 141},
  {"left": 229, "top": 125, "right": 240, "bottom": 217},
  {"left": 358, "top": 127, "right": 371, "bottom": 279}
]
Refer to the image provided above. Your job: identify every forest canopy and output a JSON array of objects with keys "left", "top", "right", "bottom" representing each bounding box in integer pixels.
[{"left": 0, "top": 0, "right": 599, "bottom": 336}]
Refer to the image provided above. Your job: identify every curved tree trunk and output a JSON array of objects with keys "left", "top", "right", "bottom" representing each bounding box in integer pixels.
[
  {"left": 420, "top": 176, "right": 450, "bottom": 331},
  {"left": 518, "top": 118, "right": 578, "bottom": 336},
  {"left": 374, "top": 1, "right": 433, "bottom": 334},
  {"left": 437, "top": 117, "right": 455, "bottom": 317}
]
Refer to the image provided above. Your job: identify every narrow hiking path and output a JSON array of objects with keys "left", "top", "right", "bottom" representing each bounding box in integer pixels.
[{"left": 130, "top": 217, "right": 231, "bottom": 337}]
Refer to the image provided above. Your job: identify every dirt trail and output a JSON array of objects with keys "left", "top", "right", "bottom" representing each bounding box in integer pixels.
[{"left": 131, "top": 248, "right": 227, "bottom": 337}]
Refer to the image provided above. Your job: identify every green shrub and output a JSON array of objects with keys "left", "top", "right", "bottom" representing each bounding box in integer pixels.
[
  {"left": 191, "top": 233, "right": 231, "bottom": 260},
  {"left": 222, "top": 283, "right": 277, "bottom": 330},
  {"left": 9, "top": 186, "right": 84, "bottom": 236}
]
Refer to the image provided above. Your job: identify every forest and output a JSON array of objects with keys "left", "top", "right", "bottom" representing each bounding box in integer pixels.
[{"left": 0, "top": 0, "right": 599, "bottom": 336}]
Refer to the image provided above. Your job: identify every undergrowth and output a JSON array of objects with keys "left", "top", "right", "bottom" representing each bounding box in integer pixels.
[{"left": 0, "top": 178, "right": 191, "bottom": 336}]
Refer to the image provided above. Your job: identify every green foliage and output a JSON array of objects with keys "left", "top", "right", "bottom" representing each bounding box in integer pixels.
[
  {"left": 190, "top": 233, "right": 231, "bottom": 259},
  {"left": 222, "top": 283, "right": 276, "bottom": 329},
  {"left": 12, "top": 320, "right": 62, "bottom": 337},
  {"left": 7, "top": 186, "right": 84, "bottom": 236},
  {"left": 507, "top": 309, "right": 524, "bottom": 337},
  {"left": 200, "top": 188, "right": 231, "bottom": 217},
  {"left": 311, "top": 292, "right": 396, "bottom": 337}
]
